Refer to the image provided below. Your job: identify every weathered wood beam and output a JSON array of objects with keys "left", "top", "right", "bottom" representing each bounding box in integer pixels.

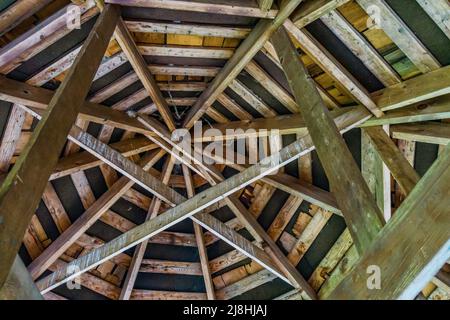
[
  {"left": 320, "top": 9, "right": 401, "bottom": 86},
  {"left": 273, "top": 26, "right": 384, "bottom": 252},
  {"left": 0, "top": 1, "right": 98, "bottom": 74},
  {"left": 182, "top": 0, "right": 306, "bottom": 128},
  {"left": 51, "top": 137, "right": 157, "bottom": 180},
  {"left": 0, "top": 5, "right": 119, "bottom": 288},
  {"left": 105, "top": 0, "right": 278, "bottom": 18},
  {"left": 119, "top": 156, "right": 175, "bottom": 300},
  {"left": 0, "top": 105, "right": 26, "bottom": 173},
  {"left": 356, "top": 0, "right": 440, "bottom": 73},
  {"left": 283, "top": 19, "right": 384, "bottom": 117},
  {"left": 0, "top": 256, "right": 43, "bottom": 300},
  {"left": 0, "top": 75, "right": 156, "bottom": 137},
  {"left": 328, "top": 145, "right": 450, "bottom": 299},
  {"left": 114, "top": 14, "right": 176, "bottom": 132},
  {"left": 364, "top": 126, "right": 420, "bottom": 195},
  {"left": 0, "top": 0, "right": 52, "bottom": 36},
  {"left": 291, "top": 0, "right": 351, "bottom": 28},
  {"left": 125, "top": 20, "right": 251, "bottom": 39},
  {"left": 361, "top": 95, "right": 450, "bottom": 127},
  {"left": 416, "top": 0, "right": 450, "bottom": 40},
  {"left": 391, "top": 122, "right": 450, "bottom": 145},
  {"left": 374, "top": 66, "right": 450, "bottom": 112},
  {"left": 257, "top": 0, "right": 274, "bottom": 11}
]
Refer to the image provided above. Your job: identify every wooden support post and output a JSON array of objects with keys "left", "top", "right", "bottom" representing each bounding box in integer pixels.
[
  {"left": 328, "top": 145, "right": 450, "bottom": 299},
  {"left": 272, "top": 26, "right": 384, "bottom": 253},
  {"left": 0, "top": 4, "right": 119, "bottom": 288}
]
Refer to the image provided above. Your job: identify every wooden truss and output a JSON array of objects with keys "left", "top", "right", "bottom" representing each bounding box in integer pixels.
[{"left": 0, "top": 0, "right": 449, "bottom": 300}]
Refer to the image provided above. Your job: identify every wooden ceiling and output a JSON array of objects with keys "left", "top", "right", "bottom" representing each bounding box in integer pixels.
[{"left": 0, "top": 0, "right": 449, "bottom": 300}]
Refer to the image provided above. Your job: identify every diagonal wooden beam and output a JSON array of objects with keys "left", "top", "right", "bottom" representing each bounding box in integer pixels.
[
  {"left": 0, "top": 4, "right": 120, "bottom": 288},
  {"left": 356, "top": 0, "right": 440, "bottom": 74},
  {"left": 0, "top": 105, "right": 26, "bottom": 173},
  {"left": 283, "top": 19, "right": 384, "bottom": 117},
  {"left": 0, "top": 1, "right": 98, "bottom": 74},
  {"left": 364, "top": 126, "right": 420, "bottom": 195},
  {"left": 0, "top": 0, "right": 52, "bottom": 37},
  {"left": 416, "top": 0, "right": 450, "bottom": 40},
  {"left": 182, "top": 0, "right": 307, "bottom": 128},
  {"left": 328, "top": 145, "right": 450, "bottom": 300},
  {"left": 113, "top": 13, "right": 176, "bottom": 131},
  {"left": 272, "top": 26, "right": 384, "bottom": 253},
  {"left": 390, "top": 122, "right": 450, "bottom": 146},
  {"left": 320, "top": 9, "right": 401, "bottom": 86}
]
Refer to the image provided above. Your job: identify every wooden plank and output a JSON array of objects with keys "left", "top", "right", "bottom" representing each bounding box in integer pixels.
[
  {"left": 257, "top": 0, "right": 274, "bottom": 11},
  {"left": 291, "top": 0, "right": 351, "bottom": 28},
  {"left": 125, "top": 20, "right": 250, "bottom": 39},
  {"left": 245, "top": 60, "right": 300, "bottom": 113},
  {"left": 416, "top": 0, "right": 450, "bottom": 40},
  {"left": 0, "top": 1, "right": 98, "bottom": 74},
  {"left": 320, "top": 9, "right": 401, "bottom": 86},
  {"left": 361, "top": 95, "right": 450, "bottom": 127},
  {"left": 272, "top": 26, "right": 384, "bottom": 252},
  {"left": 0, "top": 256, "right": 43, "bottom": 300},
  {"left": 51, "top": 137, "right": 157, "bottom": 180},
  {"left": 284, "top": 19, "right": 384, "bottom": 117},
  {"left": 0, "top": 0, "right": 52, "bottom": 36},
  {"left": 364, "top": 126, "right": 420, "bottom": 196},
  {"left": 139, "top": 44, "right": 234, "bottom": 59},
  {"left": 114, "top": 16, "right": 176, "bottom": 131},
  {"left": 356, "top": 0, "right": 440, "bottom": 73},
  {"left": 119, "top": 156, "right": 175, "bottom": 300},
  {"left": 328, "top": 145, "right": 450, "bottom": 299},
  {"left": 391, "top": 123, "right": 450, "bottom": 145},
  {"left": 182, "top": 0, "right": 306, "bottom": 128},
  {"left": 0, "top": 5, "right": 119, "bottom": 288},
  {"left": 105, "top": 0, "right": 278, "bottom": 18},
  {"left": 0, "top": 105, "right": 26, "bottom": 173},
  {"left": 229, "top": 80, "right": 277, "bottom": 117},
  {"left": 374, "top": 66, "right": 450, "bottom": 112}
]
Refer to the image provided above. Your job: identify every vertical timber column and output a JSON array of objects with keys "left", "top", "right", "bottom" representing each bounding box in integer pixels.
[
  {"left": 272, "top": 27, "right": 384, "bottom": 253},
  {"left": 0, "top": 4, "right": 119, "bottom": 288}
]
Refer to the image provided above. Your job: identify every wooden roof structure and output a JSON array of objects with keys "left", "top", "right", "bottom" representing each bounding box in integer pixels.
[{"left": 0, "top": 0, "right": 449, "bottom": 300}]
